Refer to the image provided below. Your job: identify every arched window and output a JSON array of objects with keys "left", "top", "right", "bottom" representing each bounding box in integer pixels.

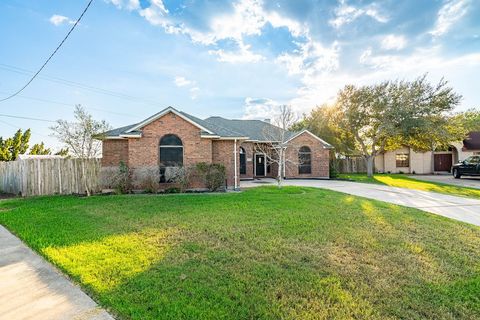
[
  {"left": 159, "top": 134, "right": 183, "bottom": 182},
  {"left": 239, "top": 147, "right": 246, "bottom": 175},
  {"left": 298, "top": 146, "right": 311, "bottom": 174}
]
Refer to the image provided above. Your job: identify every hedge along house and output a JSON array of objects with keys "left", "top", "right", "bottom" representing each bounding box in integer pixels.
[{"left": 100, "top": 107, "right": 332, "bottom": 190}]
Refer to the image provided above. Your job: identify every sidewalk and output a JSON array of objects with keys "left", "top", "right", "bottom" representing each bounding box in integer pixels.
[{"left": 0, "top": 225, "right": 114, "bottom": 320}]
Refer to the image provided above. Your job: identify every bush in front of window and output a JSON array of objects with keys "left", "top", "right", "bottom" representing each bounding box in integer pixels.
[
  {"left": 172, "top": 165, "right": 197, "bottom": 193},
  {"left": 134, "top": 167, "right": 160, "bottom": 193},
  {"left": 196, "top": 163, "right": 226, "bottom": 192}
]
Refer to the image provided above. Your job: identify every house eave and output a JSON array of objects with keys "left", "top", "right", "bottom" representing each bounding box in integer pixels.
[{"left": 126, "top": 107, "right": 215, "bottom": 134}]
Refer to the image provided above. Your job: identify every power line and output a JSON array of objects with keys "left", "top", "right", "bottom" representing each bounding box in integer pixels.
[
  {"left": 0, "top": 0, "right": 94, "bottom": 102},
  {"left": 0, "top": 119, "right": 51, "bottom": 139},
  {"left": 0, "top": 90, "right": 138, "bottom": 118},
  {"left": 0, "top": 64, "right": 166, "bottom": 109},
  {"left": 0, "top": 113, "right": 56, "bottom": 123}
]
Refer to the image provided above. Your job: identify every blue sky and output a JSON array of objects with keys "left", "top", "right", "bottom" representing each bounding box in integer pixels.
[{"left": 0, "top": 0, "right": 479, "bottom": 149}]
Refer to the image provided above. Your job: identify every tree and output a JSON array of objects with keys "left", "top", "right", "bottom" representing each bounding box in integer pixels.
[
  {"left": 292, "top": 104, "right": 356, "bottom": 156},
  {"left": 29, "top": 142, "right": 52, "bottom": 155},
  {"left": 50, "top": 105, "right": 111, "bottom": 195},
  {"left": 455, "top": 108, "right": 480, "bottom": 132},
  {"left": 256, "top": 105, "right": 298, "bottom": 188},
  {"left": 0, "top": 129, "right": 31, "bottom": 161},
  {"left": 50, "top": 105, "right": 111, "bottom": 158},
  {"left": 335, "top": 76, "right": 462, "bottom": 177}
]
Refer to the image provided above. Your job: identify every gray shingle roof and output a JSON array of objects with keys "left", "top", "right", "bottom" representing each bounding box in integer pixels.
[
  {"left": 203, "top": 117, "right": 295, "bottom": 141},
  {"left": 103, "top": 107, "right": 317, "bottom": 144}
]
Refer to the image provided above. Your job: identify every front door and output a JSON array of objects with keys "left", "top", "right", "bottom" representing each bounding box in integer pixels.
[
  {"left": 434, "top": 154, "right": 452, "bottom": 172},
  {"left": 255, "top": 154, "right": 265, "bottom": 176}
]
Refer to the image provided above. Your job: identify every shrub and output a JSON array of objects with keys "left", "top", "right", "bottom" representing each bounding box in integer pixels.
[
  {"left": 134, "top": 167, "right": 159, "bottom": 193},
  {"left": 113, "top": 161, "right": 132, "bottom": 194},
  {"left": 172, "top": 166, "right": 196, "bottom": 193},
  {"left": 196, "top": 163, "right": 226, "bottom": 192},
  {"left": 329, "top": 159, "right": 339, "bottom": 178},
  {"left": 165, "top": 187, "right": 180, "bottom": 194}
]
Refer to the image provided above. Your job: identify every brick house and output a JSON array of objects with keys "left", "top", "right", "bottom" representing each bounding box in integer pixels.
[{"left": 100, "top": 107, "right": 332, "bottom": 190}]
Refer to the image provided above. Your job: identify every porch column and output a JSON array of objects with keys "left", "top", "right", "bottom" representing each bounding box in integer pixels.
[{"left": 234, "top": 139, "right": 238, "bottom": 189}]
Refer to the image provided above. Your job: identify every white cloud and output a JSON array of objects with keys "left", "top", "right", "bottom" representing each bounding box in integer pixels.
[
  {"left": 174, "top": 76, "right": 192, "bottom": 87},
  {"left": 209, "top": 43, "right": 264, "bottom": 63},
  {"left": 242, "top": 97, "right": 280, "bottom": 119},
  {"left": 381, "top": 34, "right": 407, "bottom": 50},
  {"left": 276, "top": 39, "right": 340, "bottom": 77},
  {"left": 174, "top": 76, "right": 199, "bottom": 99},
  {"left": 109, "top": 0, "right": 308, "bottom": 64},
  {"left": 49, "top": 14, "right": 75, "bottom": 26},
  {"left": 105, "top": 0, "right": 140, "bottom": 10},
  {"left": 430, "top": 0, "right": 469, "bottom": 37},
  {"left": 329, "top": 0, "right": 388, "bottom": 29},
  {"left": 289, "top": 46, "right": 480, "bottom": 113},
  {"left": 190, "top": 87, "right": 200, "bottom": 100}
]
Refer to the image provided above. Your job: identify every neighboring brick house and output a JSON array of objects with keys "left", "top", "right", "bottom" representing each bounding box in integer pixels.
[{"left": 100, "top": 107, "right": 332, "bottom": 190}]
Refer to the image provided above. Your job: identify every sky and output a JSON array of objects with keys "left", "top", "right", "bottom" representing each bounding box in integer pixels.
[{"left": 0, "top": 0, "right": 479, "bottom": 149}]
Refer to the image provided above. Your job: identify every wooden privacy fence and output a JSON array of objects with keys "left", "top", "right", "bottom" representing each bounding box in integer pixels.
[
  {"left": 0, "top": 158, "right": 101, "bottom": 197},
  {"left": 336, "top": 157, "right": 367, "bottom": 173}
]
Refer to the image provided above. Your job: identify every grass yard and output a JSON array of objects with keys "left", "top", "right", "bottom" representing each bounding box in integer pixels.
[
  {"left": 1, "top": 187, "right": 480, "bottom": 319},
  {"left": 339, "top": 173, "right": 480, "bottom": 199}
]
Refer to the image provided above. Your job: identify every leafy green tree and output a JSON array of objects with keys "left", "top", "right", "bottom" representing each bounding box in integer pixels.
[
  {"left": 29, "top": 142, "right": 52, "bottom": 155},
  {"left": 335, "top": 76, "right": 461, "bottom": 177},
  {"left": 292, "top": 104, "right": 356, "bottom": 156},
  {"left": 54, "top": 148, "right": 69, "bottom": 156},
  {"left": 455, "top": 108, "right": 480, "bottom": 132},
  {"left": 0, "top": 129, "right": 31, "bottom": 161}
]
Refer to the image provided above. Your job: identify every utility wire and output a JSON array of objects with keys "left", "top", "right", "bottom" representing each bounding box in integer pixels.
[
  {"left": 0, "top": 113, "right": 56, "bottom": 123},
  {"left": 0, "top": 0, "right": 94, "bottom": 102},
  {"left": 0, "top": 119, "right": 51, "bottom": 139},
  {"left": 0, "top": 64, "right": 166, "bottom": 109},
  {"left": 0, "top": 90, "right": 138, "bottom": 118}
]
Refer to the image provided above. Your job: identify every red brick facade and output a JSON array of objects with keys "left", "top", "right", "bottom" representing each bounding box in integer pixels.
[
  {"left": 285, "top": 132, "right": 330, "bottom": 178},
  {"left": 102, "top": 111, "right": 330, "bottom": 190}
]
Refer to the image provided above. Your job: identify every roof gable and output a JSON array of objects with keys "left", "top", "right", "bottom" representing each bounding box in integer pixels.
[
  {"left": 126, "top": 107, "right": 215, "bottom": 134},
  {"left": 285, "top": 130, "right": 334, "bottom": 149}
]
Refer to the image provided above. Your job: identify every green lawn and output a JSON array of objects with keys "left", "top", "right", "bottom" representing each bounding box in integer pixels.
[
  {"left": 1, "top": 187, "right": 480, "bottom": 319},
  {"left": 339, "top": 173, "right": 480, "bottom": 199}
]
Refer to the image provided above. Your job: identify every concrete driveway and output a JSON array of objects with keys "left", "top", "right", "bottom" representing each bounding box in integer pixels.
[
  {"left": 241, "top": 179, "right": 480, "bottom": 227},
  {"left": 0, "top": 225, "right": 114, "bottom": 320},
  {"left": 408, "top": 174, "right": 480, "bottom": 189}
]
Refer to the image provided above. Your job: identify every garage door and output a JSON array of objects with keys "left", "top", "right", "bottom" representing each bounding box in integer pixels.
[{"left": 434, "top": 154, "right": 452, "bottom": 172}]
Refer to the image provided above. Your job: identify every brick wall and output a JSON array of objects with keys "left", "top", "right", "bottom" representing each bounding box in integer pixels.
[
  {"left": 284, "top": 132, "right": 330, "bottom": 178},
  {"left": 101, "top": 139, "right": 129, "bottom": 167},
  {"left": 128, "top": 112, "right": 212, "bottom": 168},
  {"left": 212, "top": 140, "right": 241, "bottom": 188}
]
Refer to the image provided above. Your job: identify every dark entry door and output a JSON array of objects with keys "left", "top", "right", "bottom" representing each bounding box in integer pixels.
[
  {"left": 255, "top": 154, "right": 265, "bottom": 176},
  {"left": 434, "top": 154, "right": 452, "bottom": 172}
]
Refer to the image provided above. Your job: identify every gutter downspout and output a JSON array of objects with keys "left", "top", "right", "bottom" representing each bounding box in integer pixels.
[{"left": 234, "top": 139, "right": 238, "bottom": 190}]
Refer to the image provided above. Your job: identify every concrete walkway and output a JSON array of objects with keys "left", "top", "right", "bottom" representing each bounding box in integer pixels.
[
  {"left": 241, "top": 179, "right": 480, "bottom": 227},
  {"left": 0, "top": 225, "right": 114, "bottom": 320}
]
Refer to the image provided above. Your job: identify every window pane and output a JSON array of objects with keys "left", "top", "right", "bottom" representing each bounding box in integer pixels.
[
  {"left": 396, "top": 153, "right": 409, "bottom": 167},
  {"left": 160, "top": 134, "right": 182, "bottom": 146},
  {"left": 298, "top": 146, "right": 312, "bottom": 174},
  {"left": 160, "top": 147, "right": 183, "bottom": 167}
]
